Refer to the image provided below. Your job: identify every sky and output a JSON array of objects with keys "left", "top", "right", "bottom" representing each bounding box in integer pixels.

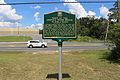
[{"left": 0, "top": 0, "right": 116, "bottom": 29}]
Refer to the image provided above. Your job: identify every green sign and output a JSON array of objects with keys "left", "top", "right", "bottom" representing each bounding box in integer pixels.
[{"left": 43, "top": 11, "right": 76, "bottom": 39}]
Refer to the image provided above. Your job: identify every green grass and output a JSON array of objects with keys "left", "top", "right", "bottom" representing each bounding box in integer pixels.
[
  {"left": 69, "top": 36, "right": 104, "bottom": 42},
  {"left": 0, "top": 36, "right": 32, "bottom": 42},
  {"left": 0, "top": 50, "right": 120, "bottom": 80}
]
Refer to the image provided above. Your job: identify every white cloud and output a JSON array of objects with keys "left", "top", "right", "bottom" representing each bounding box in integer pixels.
[
  {"left": 63, "top": 0, "right": 96, "bottom": 18},
  {"left": 34, "top": 12, "right": 40, "bottom": 22},
  {"left": 99, "top": 6, "right": 111, "bottom": 19},
  {"left": 63, "top": 0, "right": 87, "bottom": 18},
  {"left": 33, "top": 6, "right": 41, "bottom": 9},
  {"left": 0, "top": 22, "right": 17, "bottom": 27},
  {"left": 0, "top": 0, "right": 22, "bottom": 22},
  {"left": 27, "top": 24, "right": 43, "bottom": 30},
  {"left": 88, "top": 11, "right": 96, "bottom": 16}
]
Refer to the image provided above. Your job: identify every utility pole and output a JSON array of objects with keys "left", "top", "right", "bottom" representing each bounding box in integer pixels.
[
  {"left": 17, "top": 22, "right": 20, "bottom": 36},
  {"left": 105, "top": 21, "right": 109, "bottom": 43}
]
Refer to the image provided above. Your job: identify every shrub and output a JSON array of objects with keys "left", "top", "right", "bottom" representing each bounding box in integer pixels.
[{"left": 108, "top": 24, "right": 120, "bottom": 60}]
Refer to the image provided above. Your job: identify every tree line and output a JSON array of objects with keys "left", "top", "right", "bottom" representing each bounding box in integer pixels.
[
  {"left": 76, "top": 17, "right": 107, "bottom": 40},
  {"left": 76, "top": 0, "right": 120, "bottom": 61}
]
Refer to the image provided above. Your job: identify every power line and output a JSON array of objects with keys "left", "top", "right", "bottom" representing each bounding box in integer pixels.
[{"left": 0, "top": 1, "right": 116, "bottom": 5}]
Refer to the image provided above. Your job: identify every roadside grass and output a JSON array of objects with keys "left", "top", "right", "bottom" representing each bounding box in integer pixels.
[
  {"left": 0, "top": 50, "right": 120, "bottom": 80},
  {"left": 68, "top": 36, "right": 104, "bottom": 43},
  {"left": 0, "top": 36, "right": 32, "bottom": 42}
]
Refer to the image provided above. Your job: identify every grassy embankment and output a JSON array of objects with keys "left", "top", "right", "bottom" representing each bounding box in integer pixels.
[
  {"left": 0, "top": 50, "right": 120, "bottom": 80},
  {"left": 0, "top": 36, "right": 32, "bottom": 42}
]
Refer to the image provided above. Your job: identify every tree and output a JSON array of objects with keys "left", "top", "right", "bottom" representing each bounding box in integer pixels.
[
  {"left": 107, "top": 0, "right": 120, "bottom": 61},
  {"left": 109, "top": 0, "right": 120, "bottom": 23},
  {"left": 108, "top": 24, "right": 120, "bottom": 60},
  {"left": 109, "top": 25, "right": 120, "bottom": 47},
  {"left": 76, "top": 19, "right": 81, "bottom": 35},
  {"left": 89, "top": 18, "right": 107, "bottom": 39},
  {"left": 77, "top": 17, "right": 107, "bottom": 39}
]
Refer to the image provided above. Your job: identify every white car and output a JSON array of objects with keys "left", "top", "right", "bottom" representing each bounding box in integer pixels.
[{"left": 27, "top": 40, "right": 47, "bottom": 48}]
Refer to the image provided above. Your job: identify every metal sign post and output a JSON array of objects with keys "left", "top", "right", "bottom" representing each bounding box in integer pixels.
[{"left": 58, "top": 39, "right": 63, "bottom": 80}]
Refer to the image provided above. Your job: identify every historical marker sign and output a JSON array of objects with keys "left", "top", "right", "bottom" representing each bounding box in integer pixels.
[
  {"left": 43, "top": 11, "right": 76, "bottom": 39},
  {"left": 43, "top": 11, "right": 76, "bottom": 80}
]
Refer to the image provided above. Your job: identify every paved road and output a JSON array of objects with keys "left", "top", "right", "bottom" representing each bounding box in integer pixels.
[{"left": 0, "top": 42, "right": 108, "bottom": 52}]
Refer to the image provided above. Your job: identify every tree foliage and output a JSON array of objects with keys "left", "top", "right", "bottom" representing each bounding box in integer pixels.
[
  {"left": 109, "top": 0, "right": 120, "bottom": 23},
  {"left": 108, "top": 24, "right": 120, "bottom": 61},
  {"left": 109, "top": 25, "right": 120, "bottom": 47},
  {"left": 77, "top": 17, "right": 107, "bottom": 39},
  {"left": 107, "top": 0, "right": 120, "bottom": 61}
]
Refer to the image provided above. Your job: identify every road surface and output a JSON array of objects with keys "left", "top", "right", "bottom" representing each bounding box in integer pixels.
[{"left": 0, "top": 42, "right": 108, "bottom": 52}]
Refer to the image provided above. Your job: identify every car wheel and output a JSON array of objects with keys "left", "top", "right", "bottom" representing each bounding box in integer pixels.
[
  {"left": 41, "top": 45, "right": 45, "bottom": 48},
  {"left": 29, "top": 45, "right": 33, "bottom": 48}
]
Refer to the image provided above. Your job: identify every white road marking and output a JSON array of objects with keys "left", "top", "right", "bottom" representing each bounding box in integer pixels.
[{"left": 8, "top": 45, "right": 15, "bottom": 47}]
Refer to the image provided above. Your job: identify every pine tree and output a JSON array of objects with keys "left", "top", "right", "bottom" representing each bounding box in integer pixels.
[{"left": 109, "top": 0, "right": 120, "bottom": 23}]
